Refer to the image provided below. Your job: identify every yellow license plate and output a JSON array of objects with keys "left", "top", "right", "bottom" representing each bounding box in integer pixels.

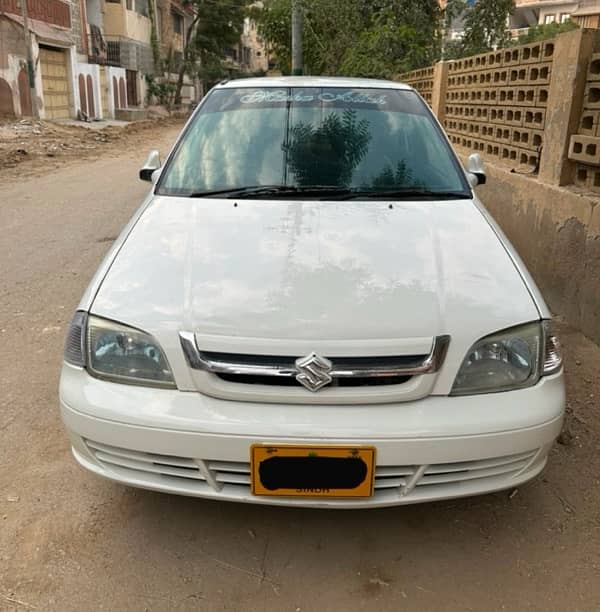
[{"left": 251, "top": 445, "right": 375, "bottom": 498}]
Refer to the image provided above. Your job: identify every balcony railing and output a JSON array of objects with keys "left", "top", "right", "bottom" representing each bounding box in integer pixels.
[
  {"left": 101, "top": 36, "right": 156, "bottom": 73},
  {"left": 86, "top": 25, "right": 126, "bottom": 67},
  {"left": 509, "top": 27, "right": 532, "bottom": 39}
]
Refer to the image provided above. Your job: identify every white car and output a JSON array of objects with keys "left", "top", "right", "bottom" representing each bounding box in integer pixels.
[{"left": 60, "top": 77, "right": 565, "bottom": 508}]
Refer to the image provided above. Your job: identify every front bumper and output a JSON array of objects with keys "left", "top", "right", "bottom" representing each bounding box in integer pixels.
[{"left": 60, "top": 364, "right": 565, "bottom": 508}]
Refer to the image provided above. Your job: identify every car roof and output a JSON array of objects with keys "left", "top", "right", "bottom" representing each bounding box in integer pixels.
[{"left": 216, "top": 76, "right": 413, "bottom": 91}]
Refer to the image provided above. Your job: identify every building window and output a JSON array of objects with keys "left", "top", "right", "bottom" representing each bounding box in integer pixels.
[
  {"left": 172, "top": 11, "right": 183, "bottom": 34},
  {"left": 560, "top": 13, "right": 571, "bottom": 23},
  {"left": 106, "top": 0, "right": 121, "bottom": 3},
  {"left": 135, "top": 0, "right": 148, "bottom": 16},
  {"left": 126, "top": 0, "right": 132, "bottom": 9},
  {"left": 544, "top": 14, "right": 556, "bottom": 24}
]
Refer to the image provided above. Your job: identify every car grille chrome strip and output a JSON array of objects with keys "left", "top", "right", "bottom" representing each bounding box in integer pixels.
[
  {"left": 84, "top": 440, "right": 539, "bottom": 499},
  {"left": 179, "top": 332, "right": 450, "bottom": 380}
]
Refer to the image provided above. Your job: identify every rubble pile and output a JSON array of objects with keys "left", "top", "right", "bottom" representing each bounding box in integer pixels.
[{"left": 0, "top": 116, "right": 184, "bottom": 178}]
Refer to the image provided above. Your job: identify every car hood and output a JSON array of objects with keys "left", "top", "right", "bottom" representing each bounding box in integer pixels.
[{"left": 91, "top": 196, "right": 539, "bottom": 362}]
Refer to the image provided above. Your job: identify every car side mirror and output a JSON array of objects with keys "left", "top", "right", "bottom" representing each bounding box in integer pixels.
[
  {"left": 139, "top": 149, "right": 161, "bottom": 182},
  {"left": 466, "top": 153, "right": 486, "bottom": 187}
]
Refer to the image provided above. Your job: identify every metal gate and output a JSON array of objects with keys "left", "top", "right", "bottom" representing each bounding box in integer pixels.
[
  {"left": 39, "top": 46, "right": 70, "bottom": 119},
  {"left": 126, "top": 70, "right": 138, "bottom": 107}
]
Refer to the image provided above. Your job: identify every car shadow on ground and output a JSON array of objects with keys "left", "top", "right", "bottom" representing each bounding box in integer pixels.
[{"left": 112, "top": 476, "right": 545, "bottom": 570}]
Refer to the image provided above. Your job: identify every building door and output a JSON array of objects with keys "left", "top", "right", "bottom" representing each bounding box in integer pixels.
[
  {"left": 112, "top": 76, "right": 119, "bottom": 109},
  {"left": 0, "top": 77, "right": 15, "bottom": 117},
  {"left": 18, "top": 70, "right": 32, "bottom": 116},
  {"left": 99, "top": 67, "right": 108, "bottom": 118},
  {"left": 78, "top": 74, "right": 87, "bottom": 116},
  {"left": 86, "top": 75, "right": 95, "bottom": 119},
  {"left": 39, "top": 46, "right": 70, "bottom": 119},
  {"left": 119, "top": 77, "right": 126, "bottom": 109},
  {"left": 126, "top": 70, "right": 138, "bottom": 107}
]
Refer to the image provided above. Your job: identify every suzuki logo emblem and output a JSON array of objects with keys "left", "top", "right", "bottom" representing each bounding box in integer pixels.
[{"left": 295, "top": 353, "right": 333, "bottom": 392}]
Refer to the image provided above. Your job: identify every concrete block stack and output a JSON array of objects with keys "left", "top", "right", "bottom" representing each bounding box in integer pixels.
[
  {"left": 569, "top": 53, "right": 600, "bottom": 192},
  {"left": 442, "top": 41, "right": 553, "bottom": 171},
  {"left": 398, "top": 66, "right": 434, "bottom": 106}
]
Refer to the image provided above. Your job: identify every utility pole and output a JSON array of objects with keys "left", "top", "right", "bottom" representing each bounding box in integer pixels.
[
  {"left": 291, "top": 0, "right": 303, "bottom": 75},
  {"left": 20, "top": 0, "right": 39, "bottom": 118}
]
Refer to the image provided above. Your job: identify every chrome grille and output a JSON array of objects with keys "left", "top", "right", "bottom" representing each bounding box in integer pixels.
[
  {"left": 215, "top": 372, "right": 412, "bottom": 387},
  {"left": 85, "top": 440, "right": 538, "bottom": 500},
  {"left": 179, "top": 332, "right": 450, "bottom": 390}
]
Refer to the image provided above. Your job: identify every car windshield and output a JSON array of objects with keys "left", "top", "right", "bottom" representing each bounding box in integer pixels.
[{"left": 157, "top": 86, "right": 470, "bottom": 198}]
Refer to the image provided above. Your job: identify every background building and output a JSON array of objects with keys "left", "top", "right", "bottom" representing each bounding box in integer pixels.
[
  {"left": 240, "top": 15, "right": 268, "bottom": 74},
  {"left": 0, "top": 0, "right": 76, "bottom": 119},
  {"left": 511, "top": 0, "right": 600, "bottom": 29},
  {"left": 0, "top": 0, "right": 268, "bottom": 120}
]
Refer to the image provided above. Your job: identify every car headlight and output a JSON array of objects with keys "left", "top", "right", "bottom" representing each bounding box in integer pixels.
[
  {"left": 64, "top": 312, "right": 175, "bottom": 388},
  {"left": 451, "top": 321, "right": 562, "bottom": 396}
]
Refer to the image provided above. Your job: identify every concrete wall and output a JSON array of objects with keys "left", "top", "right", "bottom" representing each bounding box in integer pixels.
[
  {"left": 75, "top": 61, "right": 102, "bottom": 118},
  {"left": 475, "top": 162, "right": 600, "bottom": 343},
  {"left": 0, "top": 18, "right": 54, "bottom": 119},
  {"left": 104, "top": 2, "right": 126, "bottom": 37},
  {"left": 85, "top": 0, "right": 103, "bottom": 28},
  {"left": 104, "top": 1, "right": 152, "bottom": 42},
  {"left": 401, "top": 29, "right": 600, "bottom": 343},
  {"left": 106, "top": 65, "right": 126, "bottom": 116},
  {"left": 0, "top": 18, "right": 27, "bottom": 116},
  {"left": 71, "top": 0, "right": 87, "bottom": 55},
  {"left": 124, "top": 7, "right": 151, "bottom": 42}
]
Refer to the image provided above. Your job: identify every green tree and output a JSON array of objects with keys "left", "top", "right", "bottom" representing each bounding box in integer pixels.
[
  {"left": 512, "top": 19, "right": 578, "bottom": 45},
  {"left": 460, "top": 0, "right": 515, "bottom": 56},
  {"left": 173, "top": 0, "right": 249, "bottom": 106},
  {"left": 369, "top": 160, "right": 417, "bottom": 191},
  {"left": 283, "top": 110, "right": 371, "bottom": 186},
  {"left": 256, "top": 0, "right": 447, "bottom": 78},
  {"left": 342, "top": 3, "right": 445, "bottom": 77}
]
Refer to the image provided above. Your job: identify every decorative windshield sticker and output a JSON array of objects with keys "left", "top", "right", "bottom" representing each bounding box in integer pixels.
[
  {"left": 200, "top": 87, "right": 426, "bottom": 116},
  {"left": 239, "top": 90, "right": 388, "bottom": 106}
]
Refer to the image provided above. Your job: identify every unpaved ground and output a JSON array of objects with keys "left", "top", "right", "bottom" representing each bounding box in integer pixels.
[
  {"left": 0, "top": 115, "right": 185, "bottom": 181},
  {"left": 1, "top": 122, "right": 600, "bottom": 611}
]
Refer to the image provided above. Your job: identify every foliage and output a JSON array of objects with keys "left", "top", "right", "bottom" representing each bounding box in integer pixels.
[
  {"left": 257, "top": 0, "right": 446, "bottom": 77},
  {"left": 441, "top": 39, "right": 468, "bottom": 61},
  {"left": 172, "top": 0, "right": 250, "bottom": 105},
  {"left": 283, "top": 111, "right": 371, "bottom": 186},
  {"left": 460, "top": 0, "right": 515, "bottom": 56},
  {"left": 369, "top": 160, "right": 416, "bottom": 191},
  {"left": 188, "top": 0, "right": 249, "bottom": 78},
  {"left": 512, "top": 20, "right": 579, "bottom": 45},
  {"left": 341, "top": 7, "right": 436, "bottom": 78},
  {"left": 147, "top": 0, "right": 161, "bottom": 73},
  {"left": 145, "top": 74, "right": 176, "bottom": 106}
]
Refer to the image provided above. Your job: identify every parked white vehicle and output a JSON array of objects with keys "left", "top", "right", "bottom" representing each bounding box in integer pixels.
[{"left": 60, "top": 77, "right": 565, "bottom": 508}]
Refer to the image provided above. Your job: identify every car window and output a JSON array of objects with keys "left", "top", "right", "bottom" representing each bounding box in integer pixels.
[{"left": 157, "top": 87, "right": 469, "bottom": 197}]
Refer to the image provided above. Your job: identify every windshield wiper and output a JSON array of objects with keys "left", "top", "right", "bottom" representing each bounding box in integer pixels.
[
  {"left": 188, "top": 185, "right": 470, "bottom": 200},
  {"left": 188, "top": 185, "right": 355, "bottom": 199},
  {"left": 333, "top": 188, "right": 472, "bottom": 201}
]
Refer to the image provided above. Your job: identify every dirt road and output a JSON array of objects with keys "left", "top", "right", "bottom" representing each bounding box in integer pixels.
[{"left": 1, "top": 121, "right": 599, "bottom": 612}]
